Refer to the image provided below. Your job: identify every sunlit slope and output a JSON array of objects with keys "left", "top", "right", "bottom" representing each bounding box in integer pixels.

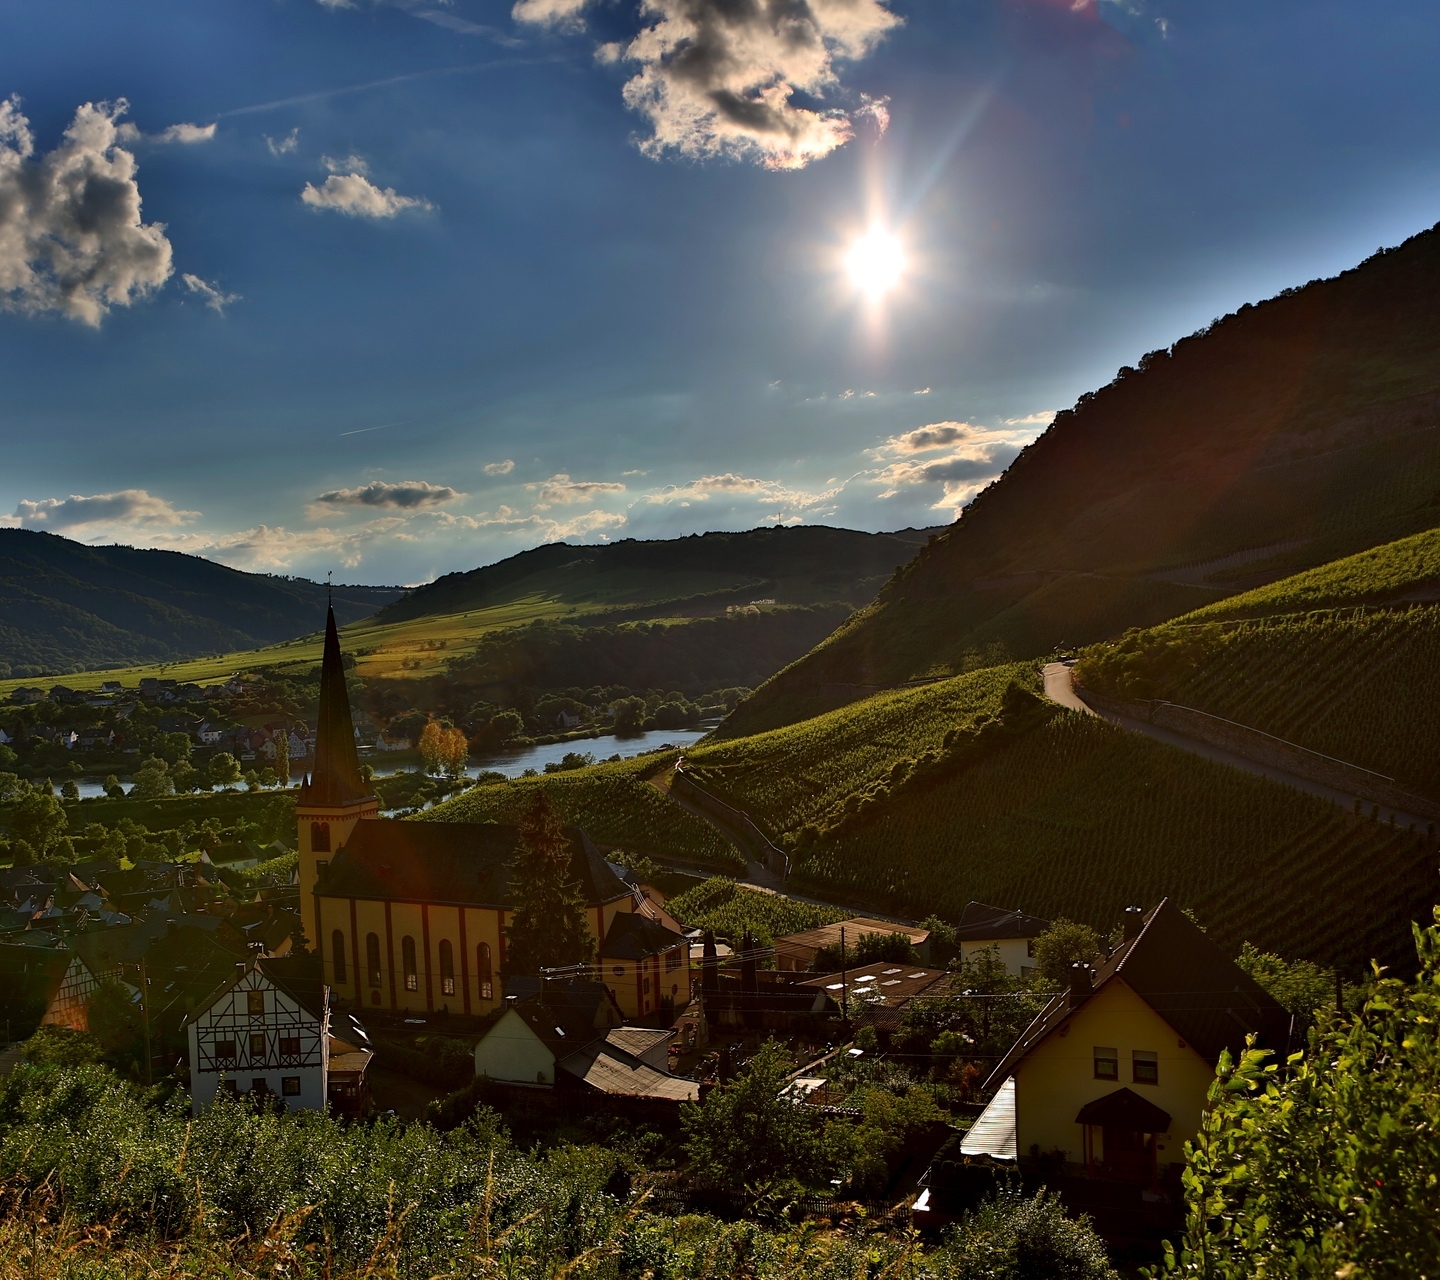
[
  {"left": 424, "top": 755, "right": 739, "bottom": 869},
  {"left": 723, "top": 224, "right": 1440, "bottom": 736},
  {"left": 1074, "top": 531, "right": 1440, "bottom": 795}
]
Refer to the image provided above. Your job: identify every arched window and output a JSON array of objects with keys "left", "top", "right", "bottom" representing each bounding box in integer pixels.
[
  {"left": 311, "top": 822, "right": 330, "bottom": 853},
  {"left": 366, "top": 933, "right": 382, "bottom": 988},
  {"left": 478, "top": 943, "right": 493, "bottom": 1001},
  {"left": 402, "top": 936, "right": 418, "bottom": 992},
  {"left": 331, "top": 929, "right": 347, "bottom": 984},
  {"left": 439, "top": 940, "right": 455, "bottom": 996}
]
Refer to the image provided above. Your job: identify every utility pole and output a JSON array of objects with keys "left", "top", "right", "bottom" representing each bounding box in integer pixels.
[
  {"left": 839, "top": 925, "right": 848, "bottom": 1023},
  {"left": 140, "top": 957, "right": 153, "bottom": 1086}
]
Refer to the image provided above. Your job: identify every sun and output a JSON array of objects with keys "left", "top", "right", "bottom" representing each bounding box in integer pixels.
[{"left": 845, "top": 228, "right": 906, "bottom": 300}]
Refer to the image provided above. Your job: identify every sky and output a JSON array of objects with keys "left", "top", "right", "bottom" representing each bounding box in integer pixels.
[{"left": 1, "top": 0, "right": 1439, "bottom": 586}]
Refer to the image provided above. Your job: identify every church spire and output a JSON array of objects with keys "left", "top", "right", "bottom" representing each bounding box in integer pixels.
[{"left": 302, "top": 604, "right": 372, "bottom": 807}]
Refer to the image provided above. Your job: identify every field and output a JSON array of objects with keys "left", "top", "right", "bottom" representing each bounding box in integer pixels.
[
  {"left": 424, "top": 755, "right": 741, "bottom": 869},
  {"left": 793, "top": 711, "right": 1435, "bottom": 973},
  {"left": 1075, "top": 603, "right": 1440, "bottom": 794},
  {"left": 684, "top": 662, "right": 1041, "bottom": 837},
  {"left": 663, "top": 877, "right": 846, "bottom": 946}
]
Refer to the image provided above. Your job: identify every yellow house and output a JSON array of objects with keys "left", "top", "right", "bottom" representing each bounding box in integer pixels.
[
  {"left": 598, "top": 912, "right": 692, "bottom": 1021},
  {"left": 962, "top": 900, "right": 1289, "bottom": 1183}
]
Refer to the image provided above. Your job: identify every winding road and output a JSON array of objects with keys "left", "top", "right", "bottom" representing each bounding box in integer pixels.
[{"left": 1042, "top": 661, "right": 1436, "bottom": 829}]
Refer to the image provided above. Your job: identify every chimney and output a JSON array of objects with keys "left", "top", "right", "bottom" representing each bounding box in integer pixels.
[
  {"left": 1123, "top": 905, "right": 1145, "bottom": 941},
  {"left": 504, "top": 994, "right": 518, "bottom": 1008},
  {"left": 235, "top": 961, "right": 247, "bottom": 977},
  {"left": 1068, "top": 961, "right": 1092, "bottom": 998}
]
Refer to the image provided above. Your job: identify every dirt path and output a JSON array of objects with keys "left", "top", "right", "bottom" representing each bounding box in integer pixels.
[{"left": 1041, "top": 661, "right": 1436, "bottom": 828}]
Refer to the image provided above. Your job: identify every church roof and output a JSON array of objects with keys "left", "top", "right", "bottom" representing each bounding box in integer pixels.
[
  {"left": 314, "top": 819, "right": 631, "bottom": 909},
  {"left": 600, "top": 911, "right": 684, "bottom": 960},
  {"left": 299, "top": 605, "right": 374, "bottom": 809}
]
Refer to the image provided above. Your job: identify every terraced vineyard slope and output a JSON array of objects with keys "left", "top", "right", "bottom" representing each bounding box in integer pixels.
[{"left": 723, "top": 224, "right": 1440, "bottom": 738}]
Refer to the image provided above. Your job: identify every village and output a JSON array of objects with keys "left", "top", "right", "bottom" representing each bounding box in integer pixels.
[{"left": 0, "top": 609, "right": 1296, "bottom": 1257}]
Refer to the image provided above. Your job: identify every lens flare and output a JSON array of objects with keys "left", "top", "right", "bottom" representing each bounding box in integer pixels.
[{"left": 845, "top": 228, "right": 906, "bottom": 299}]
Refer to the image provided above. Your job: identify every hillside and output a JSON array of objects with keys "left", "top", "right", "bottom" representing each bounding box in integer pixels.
[
  {"left": 721, "top": 223, "right": 1440, "bottom": 737},
  {"left": 1073, "top": 530, "right": 1440, "bottom": 796},
  {"left": 0, "top": 529, "right": 400, "bottom": 678},
  {"left": 375, "top": 526, "right": 940, "bottom": 625},
  {"left": 674, "top": 665, "right": 1434, "bottom": 972}
]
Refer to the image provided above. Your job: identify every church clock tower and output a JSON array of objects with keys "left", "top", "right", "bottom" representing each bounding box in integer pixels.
[{"left": 296, "top": 604, "right": 379, "bottom": 948}]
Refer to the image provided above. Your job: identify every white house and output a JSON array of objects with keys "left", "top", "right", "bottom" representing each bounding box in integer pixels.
[
  {"left": 953, "top": 901, "right": 1051, "bottom": 978},
  {"left": 185, "top": 954, "right": 371, "bottom": 1115}
]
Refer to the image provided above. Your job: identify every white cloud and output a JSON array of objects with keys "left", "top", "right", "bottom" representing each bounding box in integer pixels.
[
  {"left": 0, "top": 96, "right": 173, "bottom": 326},
  {"left": 874, "top": 421, "right": 978, "bottom": 456},
  {"left": 265, "top": 128, "right": 300, "bottom": 156},
  {"left": 157, "top": 122, "right": 216, "bottom": 145},
  {"left": 483, "top": 458, "right": 516, "bottom": 476},
  {"left": 310, "top": 479, "right": 464, "bottom": 512},
  {"left": 517, "top": 0, "right": 900, "bottom": 169},
  {"left": 301, "top": 172, "right": 434, "bottom": 218},
  {"left": 646, "top": 472, "right": 839, "bottom": 510},
  {"left": 180, "top": 523, "right": 387, "bottom": 570},
  {"left": 872, "top": 443, "right": 1024, "bottom": 512},
  {"left": 13, "top": 489, "right": 199, "bottom": 532},
  {"left": 181, "top": 273, "right": 241, "bottom": 314},
  {"left": 532, "top": 474, "right": 626, "bottom": 508},
  {"left": 1001, "top": 410, "right": 1057, "bottom": 428},
  {"left": 321, "top": 152, "right": 369, "bottom": 175}
]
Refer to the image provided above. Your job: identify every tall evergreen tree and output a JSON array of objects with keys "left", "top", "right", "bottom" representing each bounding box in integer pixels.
[{"left": 503, "top": 791, "right": 595, "bottom": 976}]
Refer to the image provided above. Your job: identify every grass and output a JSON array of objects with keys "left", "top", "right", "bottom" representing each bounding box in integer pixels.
[
  {"left": 423, "top": 756, "right": 742, "bottom": 870},
  {"left": 1075, "top": 603, "right": 1440, "bottom": 794},
  {"left": 663, "top": 878, "right": 846, "bottom": 947}
]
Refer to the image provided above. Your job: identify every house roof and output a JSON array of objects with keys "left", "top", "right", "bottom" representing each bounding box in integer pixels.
[
  {"left": 774, "top": 917, "right": 929, "bottom": 956},
  {"left": 558, "top": 1042, "right": 699, "bottom": 1101},
  {"left": 603, "top": 1026, "right": 672, "bottom": 1058},
  {"left": 954, "top": 901, "right": 1050, "bottom": 942},
  {"left": 505, "top": 978, "right": 621, "bottom": 1056},
  {"left": 600, "top": 911, "right": 684, "bottom": 960},
  {"left": 315, "top": 820, "right": 630, "bottom": 909},
  {"left": 298, "top": 606, "right": 375, "bottom": 810},
  {"left": 797, "top": 965, "right": 950, "bottom": 1009},
  {"left": 1075, "top": 1087, "right": 1173, "bottom": 1133},
  {"left": 984, "top": 899, "right": 1290, "bottom": 1091},
  {"left": 959, "top": 1076, "right": 1017, "bottom": 1161}
]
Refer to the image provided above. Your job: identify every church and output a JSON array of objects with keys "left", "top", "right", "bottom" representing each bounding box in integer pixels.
[{"left": 297, "top": 607, "right": 682, "bottom": 1019}]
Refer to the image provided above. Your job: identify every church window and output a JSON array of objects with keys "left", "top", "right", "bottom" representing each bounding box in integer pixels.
[
  {"left": 311, "top": 823, "right": 331, "bottom": 853},
  {"left": 439, "top": 940, "right": 455, "bottom": 996},
  {"left": 402, "top": 937, "right": 418, "bottom": 992},
  {"left": 478, "top": 943, "right": 493, "bottom": 1000},
  {"left": 332, "top": 930, "right": 347, "bottom": 984},
  {"left": 366, "top": 934, "right": 382, "bottom": 988}
]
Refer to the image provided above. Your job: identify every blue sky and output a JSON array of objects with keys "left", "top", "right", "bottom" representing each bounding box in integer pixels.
[{"left": 1, "top": 0, "right": 1438, "bottom": 585}]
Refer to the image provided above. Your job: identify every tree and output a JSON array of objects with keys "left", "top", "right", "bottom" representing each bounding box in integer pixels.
[
  {"left": 1031, "top": 918, "right": 1103, "bottom": 989},
  {"left": 169, "top": 760, "right": 200, "bottom": 793},
  {"left": 131, "top": 757, "right": 174, "bottom": 799},
  {"left": 102, "top": 774, "right": 124, "bottom": 799},
  {"left": 209, "top": 752, "right": 242, "bottom": 789},
  {"left": 1235, "top": 942, "right": 1337, "bottom": 1018},
  {"left": 611, "top": 697, "right": 646, "bottom": 735},
  {"left": 243, "top": 769, "right": 261, "bottom": 792},
  {"left": 681, "top": 1040, "right": 820, "bottom": 1195},
  {"left": 0, "top": 772, "right": 27, "bottom": 803},
  {"left": 441, "top": 726, "right": 469, "bottom": 776},
  {"left": 275, "top": 730, "right": 290, "bottom": 786},
  {"left": 503, "top": 791, "right": 595, "bottom": 976},
  {"left": 418, "top": 721, "right": 446, "bottom": 774},
  {"left": 60, "top": 779, "right": 80, "bottom": 802},
  {"left": 1157, "top": 915, "right": 1440, "bottom": 1278},
  {"left": 945, "top": 1190, "right": 1118, "bottom": 1280},
  {"left": 10, "top": 791, "right": 67, "bottom": 856},
  {"left": 902, "top": 944, "right": 1044, "bottom": 1073}
]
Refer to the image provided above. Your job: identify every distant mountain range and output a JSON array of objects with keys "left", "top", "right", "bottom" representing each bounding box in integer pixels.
[
  {"left": 0, "top": 530, "right": 402, "bottom": 678},
  {"left": 723, "top": 221, "right": 1440, "bottom": 736}
]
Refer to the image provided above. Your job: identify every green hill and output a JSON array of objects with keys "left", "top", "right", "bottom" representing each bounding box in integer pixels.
[
  {"left": 0, "top": 529, "right": 400, "bottom": 678},
  {"left": 376, "top": 525, "right": 940, "bottom": 626},
  {"left": 722, "top": 223, "right": 1440, "bottom": 737},
  {"left": 1073, "top": 531, "right": 1440, "bottom": 796},
  {"left": 675, "top": 665, "right": 1434, "bottom": 972}
]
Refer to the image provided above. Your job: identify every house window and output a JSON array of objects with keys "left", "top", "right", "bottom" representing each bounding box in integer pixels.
[
  {"left": 366, "top": 933, "right": 382, "bottom": 988},
  {"left": 665, "top": 948, "right": 680, "bottom": 971},
  {"left": 247, "top": 990, "right": 265, "bottom": 1016},
  {"left": 1132, "top": 1050, "right": 1159, "bottom": 1085},
  {"left": 1093, "top": 1047, "right": 1119, "bottom": 1080},
  {"left": 332, "top": 930, "right": 347, "bottom": 984},
  {"left": 643, "top": 977, "right": 651, "bottom": 994},
  {"left": 1026, "top": 939, "right": 1035, "bottom": 958},
  {"left": 215, "top": 1039, "right": 237, "bottom": 1061},
  {"left": 311, "top": 822, "right": 331, "bottom": 853},
  {"left": 250, "top": 1033, "right": 266, "bottom": 1058},
  {"left": 478, "top": 942, "right": 493, "bottom": 1000},
  {"left": 613, "top": 966, "right": 625, "bottom": 977},
  {"left": 402, "top": 936, "right": 418, "bottom": 992},
  {"left": 439, "top": 940, "right": 455, "bottom": 996},
  {"left": 279, "top": 1037, "right": 301, "bottom": 1057},
  {"left": 282, "top": 1076, "right": 301, "bottom": 1096}
]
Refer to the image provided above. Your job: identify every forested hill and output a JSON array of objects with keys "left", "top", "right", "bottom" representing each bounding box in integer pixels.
[
  {"left": 722, "top": 221, "right": 1440, "bottom": 736},
  {"left": 375, "top": 525, "right": 941, "bottom": 625},
  {"left": 0, "top": 530, "right": 401, "bottom": 678}
]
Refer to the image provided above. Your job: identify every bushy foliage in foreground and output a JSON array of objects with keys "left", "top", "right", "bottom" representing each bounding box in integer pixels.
[
  {"left": 0, "top": 1057, "right": 1116, "bottom": 1280},
  {"left": 1155, "top": 913, "right": 1440, "bottom": 1278}
]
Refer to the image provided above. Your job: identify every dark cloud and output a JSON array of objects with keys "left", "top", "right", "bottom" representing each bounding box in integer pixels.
[{"left": 313, "top": 479, "right": 463, "bottom": 509}]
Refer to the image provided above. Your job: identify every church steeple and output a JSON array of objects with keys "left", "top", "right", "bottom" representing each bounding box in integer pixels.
[{"left": 301, "top": 605, "right": 373, "bottom": 808}]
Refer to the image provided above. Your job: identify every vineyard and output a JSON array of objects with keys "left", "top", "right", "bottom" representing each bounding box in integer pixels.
[
  {"left": 682, "top": 662, "right": 1041, "bottom": 838},
  {"left": 423, "top": 756, "right": 741, "bottom": 869},
  {"left": 790, "top": 712, "right": 1435, "bottom": 973},
  {"left": 1181, "top": 526, "right": 1440, "bottom": 624},
  {"left": 1075, "top": 603, "right": 1440, "bottom": 794},
  {"left": 664, "top": 877, "right": 846, "bottom": 947}
]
